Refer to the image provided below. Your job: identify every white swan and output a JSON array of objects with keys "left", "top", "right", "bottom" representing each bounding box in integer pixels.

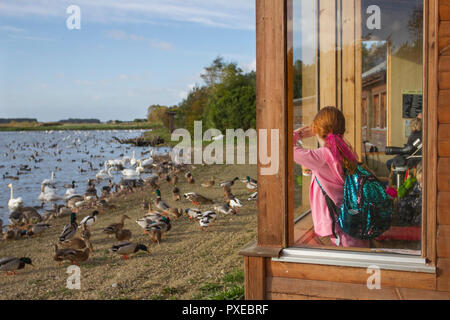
[
  {"left": 8, "top": 183, "right": 23, "bottom": 211},
  {"left": 41, "top": 171, "right": 56, "bottom": 188},
  {"left": 139, "top": 157, "right": 153, "bottom": 168},
  {"left": 130, "top": 151, "right": 137, "bottom": 167},
  {"left": 121, "top": 167, "right": 141, "bottom": 180},
  {"left": 106, "top": 158, "right": 126, "bottom": 168},
  {"left": 64, "top": 187, "right": 81, "bottom": 201},
  {"left": 96, "top": 165, "right": 113, "bottom": 181},
  {"left": 39, "top": 186, "right": 61, "bottom": 203}
]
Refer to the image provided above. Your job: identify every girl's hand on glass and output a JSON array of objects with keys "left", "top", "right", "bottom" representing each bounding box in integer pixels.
[{"left": 294, "top": 126, "right": 313, "bottom": 139}]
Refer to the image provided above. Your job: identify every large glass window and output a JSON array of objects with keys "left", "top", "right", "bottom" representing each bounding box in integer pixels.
[{"left": 289, "top": 0, "right": 424, "bottom": 253}]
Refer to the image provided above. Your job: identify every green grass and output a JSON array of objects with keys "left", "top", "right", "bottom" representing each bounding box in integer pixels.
[{"left": 193, "top": 268, "right": 245, "bottom": 300}]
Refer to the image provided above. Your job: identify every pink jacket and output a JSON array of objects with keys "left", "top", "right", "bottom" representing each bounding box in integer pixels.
[{"left": 293, "top": 132, "right": 345, "bottom": 237}]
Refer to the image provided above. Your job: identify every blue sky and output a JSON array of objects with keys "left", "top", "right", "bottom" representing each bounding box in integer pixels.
[{"left": 0, "top": 0, "right": 256, "bottom": 122}]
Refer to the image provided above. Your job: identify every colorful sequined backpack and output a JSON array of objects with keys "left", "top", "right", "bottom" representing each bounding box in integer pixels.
[{"left": 316, "top": 165, "right": 393, "bottom": 240}]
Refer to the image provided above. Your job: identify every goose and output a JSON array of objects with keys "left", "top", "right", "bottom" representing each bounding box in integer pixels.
[{"left": 7, "top": 183, "right": 23, "bottom": 211}]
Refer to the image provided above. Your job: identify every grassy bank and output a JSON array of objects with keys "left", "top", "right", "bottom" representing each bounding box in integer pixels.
[{"left": 0, "top": 158, "right": 257, "bottom": 300}]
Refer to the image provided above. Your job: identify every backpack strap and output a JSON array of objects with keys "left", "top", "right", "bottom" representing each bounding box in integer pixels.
[{"left": 315, "top": 177, "right": 338, "bottom": 239}]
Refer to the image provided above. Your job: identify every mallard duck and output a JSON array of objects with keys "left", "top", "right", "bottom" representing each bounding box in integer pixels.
[
  {"left": 29, "top": 222, "right": 52, "bottom": 237},
  {"left": 214, "top": 203, "right": 237, "bottom": 215},
  {"left": 60, "top": 235, "right": 93, "bottom": 251},
  {"left": 201, "top": 177, "right": 215, "bottom": 188},
  {"left": 115, "top": 228, "right": 132, "bottom": 241},
  {"left": 219, "top": 177, "right": 239, "bottom": 188},
  {"left": 228, "top": 197, "right": 243, "bottom": 209},
  {"left": 53, "top": 244, "right": 91, "bottom": 266},
  {"left": 172, "top": 187, "right": 181, "bottom": 201},
  {"left": 201, "top": 210, "right": 217, "bottom": 222},
  {"left": 147, "top": 226, "right": 162, "bottom": 244},
  {"left": 154, "top": 190, "right": 170, "bottom": 211},
  {"left": 185, "top": 171, "right": 195, "bottom": 184},
  {"left": 183, "top": 192, "right": 213, "bottom": 205},
  {"left": 166, "top": 207, "right": 183, "bottom": 220},
  {"left": 168, "top": 174, "right": 178, "bottom": 185},
  {"left": 78, "top": 210, "right": 99, "bottom": 228},
  {"left": 185, "top": 208, "right": 202, "bottom": 220},
  {"left": 59, "top": 212, "right": 78, "bottom": 242},
  {"left": 0, "top": 257, "right": 33, "bottom": 275},
  {"left": 243, "top": 176, "right": 257, "bottom": 190},
  {"left": 67, "top": 195, "right": 84, "bottom": 209},
  {"left": 41, "top": 204, "right": 58, "bottom": 221},
  {"left": 136, "top": 213, "right": 163, "bottom": 231},
  {"left": 148, "top": 216, "right": 171, "bottom": 233},
  {"left": 8, "top": 210, "right": 24, "bottom": 225},
  {"left": 199, "top": 217, "right": 213, "bottom": 231},
  {"left": 112, "top": 242, "right": 148, "bottom": 260},
  {"left": 80, "top": 223, "right": 91, "bottom": 240},
  {"left": 224, "top": 188, "right": 242, "bottom": 209},
  {"left": 248, "top": 191, "right": 258, "bottom": 201},
  {"left": 21, "top": 207, "right": 42, "bottom": 223},
  {"left": 103, "top": 215, "right": 130, "bottom": 236}
]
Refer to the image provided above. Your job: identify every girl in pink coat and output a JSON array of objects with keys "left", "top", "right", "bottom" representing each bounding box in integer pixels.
[{"left": 293, "top": 107, "right": 369, "bottom": 248}]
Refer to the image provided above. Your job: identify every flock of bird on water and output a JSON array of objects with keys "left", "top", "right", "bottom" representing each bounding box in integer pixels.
[{"left": 0, "top": 144, "right": 258, "bottom": 275}]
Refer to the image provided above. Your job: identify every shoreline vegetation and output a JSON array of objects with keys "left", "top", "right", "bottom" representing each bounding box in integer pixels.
[{"left": 0, "top": 121, "right": 158, "bottom": 132}]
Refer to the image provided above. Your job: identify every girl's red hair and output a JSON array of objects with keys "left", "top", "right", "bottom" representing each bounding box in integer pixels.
[{"left": 312, "top": 107, "right": 359, "bottom": 173}]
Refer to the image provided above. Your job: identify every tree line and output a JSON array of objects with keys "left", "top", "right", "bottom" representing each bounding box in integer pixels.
[{"left": 147, "top": 57, "right": 256, "bottom": 135}]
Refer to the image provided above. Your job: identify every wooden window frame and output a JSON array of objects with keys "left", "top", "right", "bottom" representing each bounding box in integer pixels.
[{"left": 280, "top": 0, "right": 438, "bottom": 269}]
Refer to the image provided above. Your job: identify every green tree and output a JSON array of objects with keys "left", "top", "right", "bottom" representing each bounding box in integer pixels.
[{"left": 205, "top": 64, "right": 256, "bottom": 131}]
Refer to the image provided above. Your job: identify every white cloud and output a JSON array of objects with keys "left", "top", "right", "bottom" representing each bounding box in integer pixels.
[
  {"left": 0, "top": 0, "right": 255, "bottom": 31},
  {"left": 107, "top": 29, "right": 174, "bottom": 51},
  {"left": 106, "top": 30, "right": 145, "bottom": 41},
  {"left": 0, "top": 25, "right": 25, "bottom": 33},
  {"left": 7, "top": 34, "right": 54, "bottom": 41},
  {"left": 151, "top": 40, "right": 174, "bottom": 51}
]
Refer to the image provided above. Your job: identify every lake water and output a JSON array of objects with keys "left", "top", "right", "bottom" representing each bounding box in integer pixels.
[{"left": 0, "top": 130, "right": 170, "bottom": 223}]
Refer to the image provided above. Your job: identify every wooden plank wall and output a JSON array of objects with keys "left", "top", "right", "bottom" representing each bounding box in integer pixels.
[
  {"left": 256, "top": 0, "right": 288, "bottom": 248},
  {"left": 437, "top": 0, "right": 450, "bottom": 292}
]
